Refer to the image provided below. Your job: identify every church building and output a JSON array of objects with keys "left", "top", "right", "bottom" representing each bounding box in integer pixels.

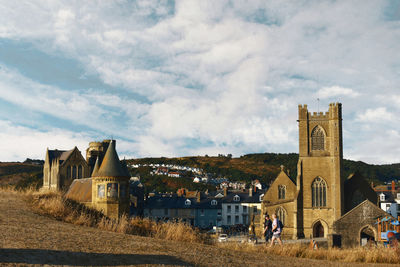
[{"left": 260, "top": 103, "right": 378, "bottom": 242}]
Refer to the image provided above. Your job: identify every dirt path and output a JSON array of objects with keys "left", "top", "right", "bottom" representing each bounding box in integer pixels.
[{"left": 0, "top": 191, "right": 392, "bottom": 266}]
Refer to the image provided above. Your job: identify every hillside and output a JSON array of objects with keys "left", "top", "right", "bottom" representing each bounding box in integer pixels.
[
  {"left": 2, "top": 153, "right": 399, "bottom": 193},
  {"left": 0, "top": 162, "right": 42, "bottom": 190},
  {"left": 128, "top": 153, "right": 400, "bottom": 186}
]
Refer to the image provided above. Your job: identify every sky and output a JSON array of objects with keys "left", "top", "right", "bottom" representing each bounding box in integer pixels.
[{"left": 0, "top": 0, "right": 400, "bottom": 164}]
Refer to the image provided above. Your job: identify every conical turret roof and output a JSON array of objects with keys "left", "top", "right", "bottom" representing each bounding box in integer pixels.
[
  {"left": 96, "top": 140, "right": 128, "bottom": 178},
  {"left": 91, "top": 156, "right": 100, "bottom": 177}
]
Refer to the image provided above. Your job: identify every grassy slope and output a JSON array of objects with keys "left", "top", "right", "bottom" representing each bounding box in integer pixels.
[{"left": 0, "top": 190, "right": 382, "bottom": 266}]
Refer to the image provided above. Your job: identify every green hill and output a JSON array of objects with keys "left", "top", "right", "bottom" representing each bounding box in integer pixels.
[
  {"left": 2, "top": 153, "right": 399, "bottom": 192},
  {"left": 128, "top": 153, "right": 400, "bottom": 187}
]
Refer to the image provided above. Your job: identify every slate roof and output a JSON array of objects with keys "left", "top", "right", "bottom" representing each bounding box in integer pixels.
[
  {"left": 48, "top": 149, "right": 74, "bottom": 164},
  {"left": 376, "top": 191, "right": 397, "bottom": 203},
  {"left": 65, "top": 178, "right": 92, "bottom": 203},
  {"left": 145, "top": 195, "right": 199, "bottom": 209},
  {"left": 95, "top": 140, "right": 129, "bottom": 178},
  {"left": 221, "top": 190, "right": 265, "bottom": 204},
  {"left": 145, "top": 189, "right": 265, "bottom": 210}
]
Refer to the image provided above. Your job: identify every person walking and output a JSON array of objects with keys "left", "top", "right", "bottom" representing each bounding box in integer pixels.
[
  {"left": 263, "top": 214, "right": 272, "bottom": 245},
  {"left": 269, "top": 213, "right": 283, "bottom": 247}
]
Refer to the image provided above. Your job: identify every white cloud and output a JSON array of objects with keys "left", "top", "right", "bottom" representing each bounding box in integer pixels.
[
  {"left": 317, "top": 86, "right": 360, "bottom": 99},
  {"left": 0, "top": 1, "right": 400, "bottom": 163},
  {"left": 0, "top": 120, "right": 89, "bottom": 161},
  {"left": 357, "top": 107, "right": 394, "bottom": 122}
]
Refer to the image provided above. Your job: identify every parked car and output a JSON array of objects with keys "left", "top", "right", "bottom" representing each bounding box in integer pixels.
[{"left": 218, "top": 234, "right": 228, "bottom": 242}]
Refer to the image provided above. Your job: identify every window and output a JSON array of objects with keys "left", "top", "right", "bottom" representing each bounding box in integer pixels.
[
  {"left": 397, "top": 193, "right": 400, "bottom": 200},
  {"left": 278, "top": 185, "right": 286, "bottom": 199},
  {"left": 97, "top": 184, "right": 105, "bottom": 198},
  {"left": 386, "top": 204, "right": 391, "bottom": 211},
  {"left": 78, "top": 165, "right": 82, "bottom": 178},
  {"left": 243, "top": 206, "right": 247, "bottom": 213},
  {"left": 311, "top": 126, "right": 325, "bottom": 151},
  {"left": 253, "top": 206, "right": 257, "bottom": 213},
  {"left": 185, "top": 199, "right": 191, "bottom": 206},
  {"left": 227, "top": 205, "right": 231, "bottom": 213},
  {"left": 276, "top": 206, "right": 286, "bottom": 226},
  {"left": 227, "top": 215, "right": 231, "bottom": 224},
  {"left": 312, "top": 177, "right": 327, "bottom": 207},
  {"left": 67, "top": 166, "right": 71, "bottom": 179},
  {"left": 164, "top": 208, "right": 168, "bottom": 216},
  {"left": 235, "top": 215, "right": 239, "bottom": 224},
  {"left": 242, "top": 215, "right": 247, "bottom": 225},
  {"left": 211, "top": 200, "right": 217, "bottom": 205},
  {"left": 259, "top": 194, "right": 264, "bottom": 202},
  {"left": 233, "top": 195, "right": 240, "bottom": 202},
  {"left": 380, "top": 194, "right": 385, "bottom": 201},
  {"left": 72, "top": 165, "right": 77, "bottom": 179},
  {"left": 200, "top": 209, "right": 205, "bottom": 216},
  {"left": 107, "top": 183, "right": 118, "bottom": 198},
  {"left": 235, "top": 205, "right": 239, "bottom": 213}
]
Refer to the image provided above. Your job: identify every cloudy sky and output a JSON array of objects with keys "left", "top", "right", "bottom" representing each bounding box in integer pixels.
[{"left": 0, "top": 0, "right": 399, "bottom": 164}]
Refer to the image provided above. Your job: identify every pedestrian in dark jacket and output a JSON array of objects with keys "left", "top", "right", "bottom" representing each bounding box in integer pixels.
[{"left": 263, "top": 214, "right": 272, "bottom": 244}]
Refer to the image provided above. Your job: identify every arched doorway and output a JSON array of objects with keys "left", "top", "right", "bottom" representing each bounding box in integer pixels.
[
  {"left": 313, "top": 221, "right": 324, "bottom": 238},
  {"left": 360, "top": 226, "right": 376, "bottom": 246}
]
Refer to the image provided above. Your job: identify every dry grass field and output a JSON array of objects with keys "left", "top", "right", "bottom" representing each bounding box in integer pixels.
[{"left": 0, "top": 190, "right": 397, "bottom": 266}]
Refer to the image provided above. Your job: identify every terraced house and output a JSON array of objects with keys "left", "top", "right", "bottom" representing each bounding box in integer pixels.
[{"left": 143, "top": 188, "right": 264, "bottom": 229}]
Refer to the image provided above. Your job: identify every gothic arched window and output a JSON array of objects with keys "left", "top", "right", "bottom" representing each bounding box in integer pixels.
[
  {"left": 72, "top": 166, "right": 77, "bottom": 179},
  {"left": 312, "top": 177, "right": 327, "bottom": 207},
  {"left": 311, "top": 126, "right": 325, "bottom": 151},
  {"left": 67, "top": 166, "right": 71, "bottom": 179},
  {"left": 278, "top": 185, "right": 286, "bottom": 199},
  {"left": 78, "top": 165, "right": 82, "bottom": 179},
  {"left": 276, "top": 206, "right": 286, "bottom": 225}
]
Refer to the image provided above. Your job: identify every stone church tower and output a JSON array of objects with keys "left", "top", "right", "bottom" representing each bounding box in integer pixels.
[
  {"left": 260, "top": 103, "right": 345, "bottom": 239},
  {"left": 295, "top": 103, "right": 343, "bottom": 238}
]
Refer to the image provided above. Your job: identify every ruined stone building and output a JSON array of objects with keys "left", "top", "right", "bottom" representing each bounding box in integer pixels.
[
  {"left": 260, "top": 103, "right": 379, "bottom": 246},
  {"left": 86, "top": 140, "right": 111, "bottom": 174},
  {"left": 43, "top": 140, "right": 131, "bottom": 219}
]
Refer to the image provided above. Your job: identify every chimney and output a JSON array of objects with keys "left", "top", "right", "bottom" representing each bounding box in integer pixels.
[
  {"left": 254, "top": 185, "right": 257, "bottom": 193},
  {"left": 197, "top": 192, "right": 201, "bottom": 203},
  {"left": 223, "top": 187, "right": 227, "bottom": 197},
  {"left": 249, "top": 187, "right": 253, "bottom": 197},
  {"left": 392, "top": 181, "right": 396, "bottom": 192},
  {"left": 287, "top": 169, "right": 290, "bottom": 176}
]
